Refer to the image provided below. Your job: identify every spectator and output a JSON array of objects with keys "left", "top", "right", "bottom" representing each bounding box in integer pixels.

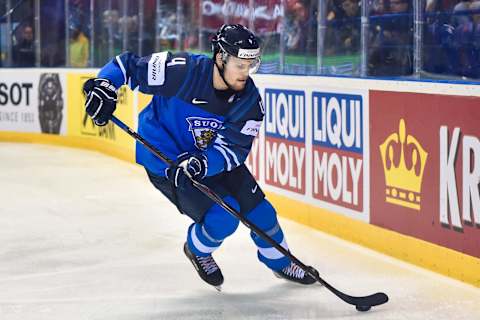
[
  {"left": 423, "top": 0, "right": 462, "bottom": 75},
  {"left": 284, "top": 1, "right": 308, "bottom": 52},
  {"left": 370, "top": 0, "right": 387, "bottom": 15},
  {"left": 12, "top": 25, "right": 35, "bottom": 67},
  {"left": 390, "top": 0, "right": 409, "bottom": 13},
  {"left": 426, "top": 0, "right": 462, "bottom": 13},
  {"left": 470, "top": 1, "right": 480, "bottom": 76},
  {"left": 119, "top": 14, "right": 139, "bottom": 53},
  {"left": 39, "top": 0, "right": 66, "bottom": 67},
  {"left": 368, "top": 0, "right": 413, "bottom": 76},
  {"left": 326, "top": 0, "right": 361, "bottom": 55},
  {"left": 159, "top": 12, "right": 177, "bottom": 50},
  {"left": 69, "top": 25, "right": 90, "bottom": 67},
  {"left": 451, "top": 1, "right": 477, "bottom": 77}
]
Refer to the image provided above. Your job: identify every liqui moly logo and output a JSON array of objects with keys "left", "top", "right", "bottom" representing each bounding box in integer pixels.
[
  {"left": 312, "top": 92, "right": 364, "bottom": 211},
  {"left": 264, "top": 89, "right": 306, "bottom": 194}
]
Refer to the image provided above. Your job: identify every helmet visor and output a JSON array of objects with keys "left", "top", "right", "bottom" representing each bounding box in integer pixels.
[
  {"left": 248, "top": 57, "right": 261, "bottom": 75},
  {"left": 226, "top": 55, "right": 261, "bottom": 75}
]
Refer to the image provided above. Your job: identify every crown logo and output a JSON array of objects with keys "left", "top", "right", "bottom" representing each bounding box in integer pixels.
[{"left": 379, "top": 119, "right": 428, "bottom": 210}]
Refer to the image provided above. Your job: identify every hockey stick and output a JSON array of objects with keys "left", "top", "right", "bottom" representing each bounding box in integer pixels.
[
  {"left": 0, "top": 0, "right": 28, "bottom": 22},
  {"left": 110, "top": 115, "right": 388, "bottom": 311}
]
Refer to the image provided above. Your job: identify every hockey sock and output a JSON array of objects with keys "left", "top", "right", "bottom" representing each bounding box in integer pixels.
[
  {"left": 187, "top": 196, "right": 240, "bottom": 257},
  {"left": 246, "top": 199, "right": 290, "bottom": 271}
]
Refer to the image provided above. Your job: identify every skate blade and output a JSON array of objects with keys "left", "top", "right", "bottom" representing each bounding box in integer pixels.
[{"left": 214, "top": 285, "right": 222, "bottom": 292}]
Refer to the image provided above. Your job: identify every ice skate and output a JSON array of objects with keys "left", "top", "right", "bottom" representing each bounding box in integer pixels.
[
  {"left": 184, "top": 242, "right": 224, "bottom": 291},
  {"left": 273, "top": 262, "right": 317, "bottom": 285}
]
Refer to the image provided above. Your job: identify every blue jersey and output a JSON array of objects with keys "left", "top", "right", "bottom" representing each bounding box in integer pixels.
[{"left": 98, "top": 51, "right": 264, "bottom": 177}]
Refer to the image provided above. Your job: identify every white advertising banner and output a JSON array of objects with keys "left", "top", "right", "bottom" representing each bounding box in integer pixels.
[
  {"left": 250, "top": 75, "right": 370, "bottom": 222},
  {"left": 0, "top": 70, "right": 67, "bottom": 134}
]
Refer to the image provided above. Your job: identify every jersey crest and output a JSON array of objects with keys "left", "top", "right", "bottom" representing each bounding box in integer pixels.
[{"left": 186, "top": 117, "right": 223, "bottom": 150}]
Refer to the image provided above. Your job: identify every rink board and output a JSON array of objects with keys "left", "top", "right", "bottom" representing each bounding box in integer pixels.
[{"left": 1, "top": 68, "right": 479, "bottom": 287}]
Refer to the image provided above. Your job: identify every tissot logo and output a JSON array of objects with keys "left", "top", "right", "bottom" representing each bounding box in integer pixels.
[{"left": 0, "top": 82, "right": 33, "bottom": 106}]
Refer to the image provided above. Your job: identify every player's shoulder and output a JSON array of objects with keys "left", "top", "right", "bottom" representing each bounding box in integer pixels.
[
  {"left": 164, "top": 52, "right": 212, "bottom": 77},
  {"left": 132, "top": 51, "right": 192, "bottom": 94},
  {"left": 246, "top": 78, "right": 261, "bottom": 99},
  {"left": 228, "top": 79, "right": 263, "bottom": 122},
  {"left": 184, "top": 53, "right": 213, "bottom": 74},
  {"left": 145, "top": 51, "right": 191, "bottom": 70},
  {"left": 168, "top": 51, "right": 191, "bottom": 64},
  {"left": 245, "top": 79, "right": 263, "bottom": 116}
]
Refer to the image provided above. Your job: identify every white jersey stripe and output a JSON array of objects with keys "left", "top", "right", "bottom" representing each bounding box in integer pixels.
[
  {"left": 257, "top": 238, "right": 289, "bottom": 260},
  {"left": 218, "top": 144, "right": 240, "bottom": 167},
  {"left": 213, "top": 145, "right": 232, "bottom": 171},
  {"left": 116, "top": 55, "right": 127, "bottom": 84},
  {"left": 190, "top": 224, "right": 220, "bottom": 254}
]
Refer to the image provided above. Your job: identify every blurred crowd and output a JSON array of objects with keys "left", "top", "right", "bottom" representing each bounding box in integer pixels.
[
  {"left": 367, "top": 0, "right": 413, "bottom": 76},
  {"left": 321, "top": 0, "right": 480, "bottom": 78},
  {"left": 7, "top": 0, "right": 91, "bottom": 68},
  {"left": 424, "top": 0, "right": 480, "bottom": 78},
  {"left": 2, "top": 0, "right": 480, "bottom": 79}
]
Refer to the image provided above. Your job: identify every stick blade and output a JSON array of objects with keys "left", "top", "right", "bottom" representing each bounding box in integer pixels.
[{"left": 357, "top": 292, "right": 389, "bottom": 307}]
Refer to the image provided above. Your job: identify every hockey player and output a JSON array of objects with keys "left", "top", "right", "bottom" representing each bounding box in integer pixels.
[{"left": 83, "top": 24, "right": 316, "bottom": 289}]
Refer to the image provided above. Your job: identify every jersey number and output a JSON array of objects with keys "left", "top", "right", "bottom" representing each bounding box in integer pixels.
[{"left": 167, "top": 57, "right": 186, "bottom": 67}]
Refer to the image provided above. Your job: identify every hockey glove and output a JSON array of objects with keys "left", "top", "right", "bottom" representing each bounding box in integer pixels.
[
  {"left": 83, "top": 78, "right": 117, "bottom": 126},
  {"left": 165, "top": 152, "right": 208, "bottom": 189}
]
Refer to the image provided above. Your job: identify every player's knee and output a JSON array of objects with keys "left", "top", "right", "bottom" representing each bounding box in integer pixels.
[
  {"left": 203, "top": 196, "right": 240, "bottom": 240},
  {"left": 245, "top": 199, "right": 278, "bottom": 230},
  {"left": 246, "top": 199, "right": 285, "bottom": 247}
]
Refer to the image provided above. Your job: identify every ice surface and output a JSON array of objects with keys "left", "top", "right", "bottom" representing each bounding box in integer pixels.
[{"left": 0, "top": 143, "right": 479, "bottom": 320}]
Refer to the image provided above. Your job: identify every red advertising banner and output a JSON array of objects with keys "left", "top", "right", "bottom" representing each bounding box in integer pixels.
[
  {"left": 370, "top": 91, "right": 480, "bottom": 258},
  {"left": 201, "top": 0, "right": 282, "bottom": 33}
]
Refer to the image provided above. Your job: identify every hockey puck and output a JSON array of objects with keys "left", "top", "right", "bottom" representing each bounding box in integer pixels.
[{"left": 356, "top": 305, "right": 371, "bottom": 312}]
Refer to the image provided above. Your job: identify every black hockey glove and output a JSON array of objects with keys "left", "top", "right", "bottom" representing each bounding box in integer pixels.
[
  {"left": 83, "top": 78, "right": 117, "bottom": 126},
  {"left": 165, "top": 152, "right": 208, "bottom": 189}
]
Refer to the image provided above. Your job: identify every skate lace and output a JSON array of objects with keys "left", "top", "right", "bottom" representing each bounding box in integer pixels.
[
  {"left": 283, "top": 263, "right": 305, "bottom": 279},
  {"left": 198, "top": 255, "right": 219, "bottom": 275}
]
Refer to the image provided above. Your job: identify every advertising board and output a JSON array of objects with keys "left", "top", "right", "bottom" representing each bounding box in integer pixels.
[{"left": 370, "top": 91, "right": 480, "bottom": 258}]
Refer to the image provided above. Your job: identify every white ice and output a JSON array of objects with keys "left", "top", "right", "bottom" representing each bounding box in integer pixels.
[{"left": 0, "top": 142, "right": 479, "bottom": 320}]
